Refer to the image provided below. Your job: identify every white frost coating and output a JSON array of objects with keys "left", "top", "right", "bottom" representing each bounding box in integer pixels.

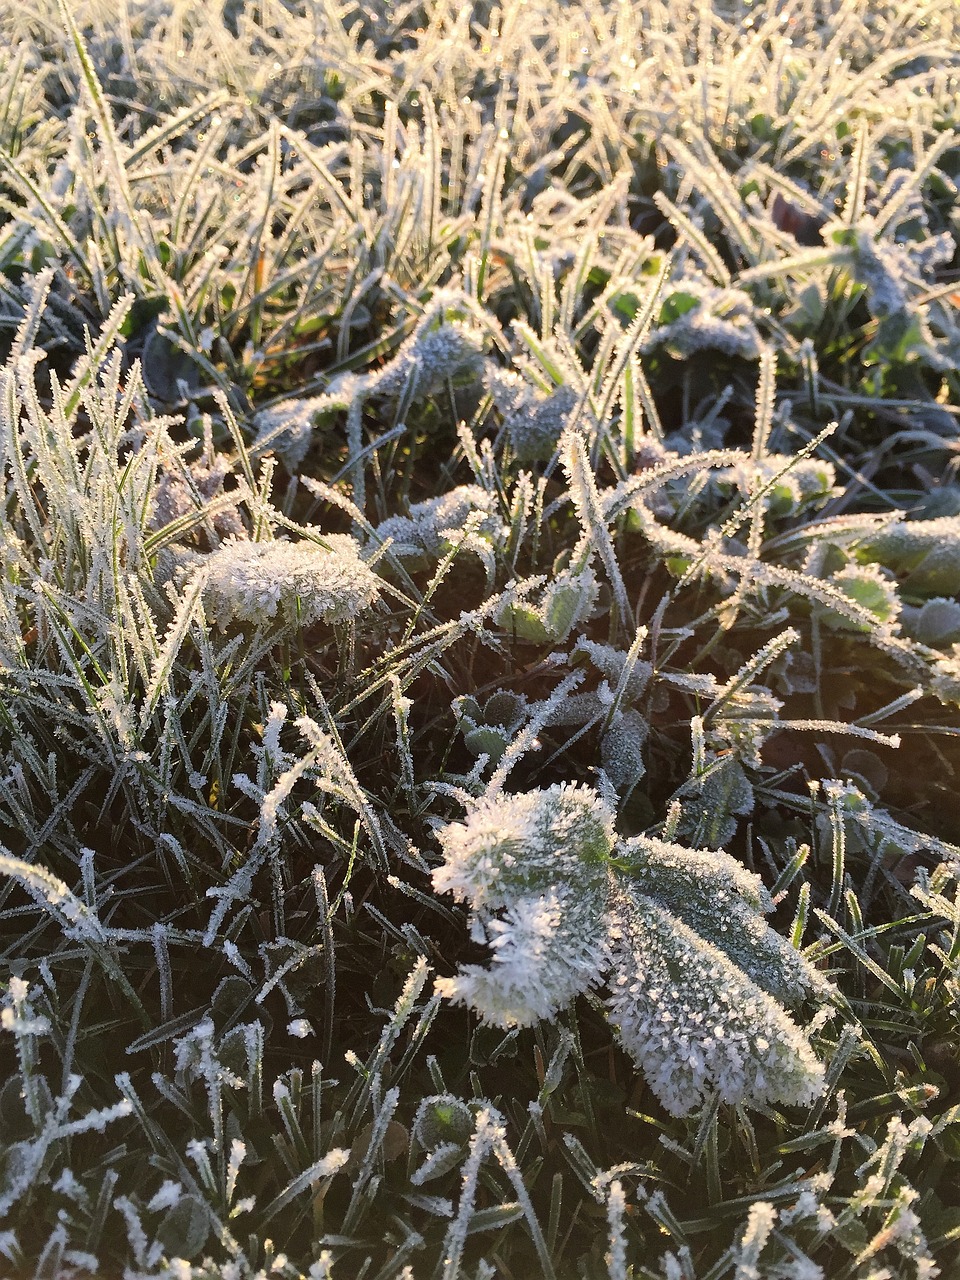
[
  {"left": 146, "top": 1180, "right": 184, "bottom": 1212},
  {"left": 432, "top": 782, "right": 615, "bottom": 910},
  {"left": 0, "top": 854, "right": 106, "bottom": 944},
  {"left": 432, "top": 785, "right": 826, "bottom": 1115},
  {"left": 199, "top": 533, "right": 380, "bottom": 628},
  {"left": 373, "top": 485, "right": 505, "bottom": 562},
  {"left": 607, "top": 891, "right": 824, "bottom": 1116},
  {"left": 643, "top": 276, "right": 763, "bottom": 360},
  {"left": 434, "top": 885, "right": 609, "bottom": 1026}
]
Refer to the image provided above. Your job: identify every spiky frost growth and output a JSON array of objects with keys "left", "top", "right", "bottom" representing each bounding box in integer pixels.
[
  {"left": 198, "top": 534, "right": 380, "bottom": 629},
  {"left": 432, "top": 782, "right": 615, "bottom": 910},
  {"left": 437, "top": 885, "right": 610, "bottom": 1027},
  {"left": 432, "top": 784, "right": 612, "bottom": 1025},
  {"left": 432, "top": 786, "right": 826, "bottom": 1115}
]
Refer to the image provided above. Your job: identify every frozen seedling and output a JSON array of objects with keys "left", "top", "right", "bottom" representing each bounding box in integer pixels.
[{"left": 432, "top": 784, "right": 827, "bottom": 1115}]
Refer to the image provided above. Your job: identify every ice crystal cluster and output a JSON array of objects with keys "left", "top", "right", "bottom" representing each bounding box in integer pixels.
[
  {"left": 199, "top": 534, "right": 380, "bottom": 629},
  {"left": 433, "top": 784, "right": 827, "bottom": 1115}
]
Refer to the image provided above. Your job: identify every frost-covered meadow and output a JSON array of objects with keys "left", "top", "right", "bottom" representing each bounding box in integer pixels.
[{"left": 1, "top": 0, "right": 960, "bottom": 1275}]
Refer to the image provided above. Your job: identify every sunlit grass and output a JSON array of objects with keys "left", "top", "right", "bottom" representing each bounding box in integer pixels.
[{"left": 1, "top": 1, "right": 960, "bottom": 1276}]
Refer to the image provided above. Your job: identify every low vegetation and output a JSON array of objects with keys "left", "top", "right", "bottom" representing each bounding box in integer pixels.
[{"left": 1, "top": 1, "right": 960, "bottom": 1275}]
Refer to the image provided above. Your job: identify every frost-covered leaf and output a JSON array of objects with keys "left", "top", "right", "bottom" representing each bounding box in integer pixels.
[
  {"left": 606, "top": 887, "right": 825, "bottom": 1116},
  {"left": 489, "top": 375, "right": 578, "bottom": 462},
  {"left": 199, "top": 533, "right": 380, "bottom": 629},
  {"left": 413, "top": 1095, "right": 475, "bottom": 1151},
  {"left": 819, "top": 563, "right": 901, "bottom": 632},
  {"left": 155, "top": 1194, "right": 209, "bottom": 1260},
  {"left": 718, "top": 455, "right": 837, "bottom": 518},
  {"left": 618, "top": 835, "right": 827, "bottom": 1004},
  {"left": 434, "top": 883, "right": 609, "bottom": 1027},
  {"left": 677, "top": 756, "right": 755, "bottom": 849},
  {"left": 374, "top": 486, "right": 504, "bottom": 566},
  {"left": 432, "top": 785, "right": 826, "bottom": 1115},
  {"left": 432, "top": 783, "right": 615, "bottom": 910},
  {"left": 856, "top": 518, "right": 960, "bottom": 597},
  {"left": 900, "top": 597, "right": 960, "bottom": 646},
  {"left": 455, "top": 691, "right": 529, "bottom": 766},
  {"left": 601, "top": 709, "right": 647, "bottom": 797},
  {"left": 643, "top": 277, "right": 762, "bottom": 360},
  {"left": 496, "top": 567, "right": 599, "bottom": 644}
]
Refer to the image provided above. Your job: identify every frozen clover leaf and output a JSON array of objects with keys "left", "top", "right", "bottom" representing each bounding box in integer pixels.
[
  {"left": 676, "top": 755, "right": 755, "bottom": 849},
  {"left": 373, "top": 485, "right": 505, "bottom": 567},
  {"left": 253, "top": 398, "right": 324, "bottom": 472},
  {"left": 413, "top": 1095, "right": 475, "bottom": 1151},
  {"left": 455, "top": 691, "right": 529, "bottom": 767},
  {"left": 432, "top": 786, "right": 826, "bottom": 1116},
  {"left": 374, "top": 318, "right": 486, "bottom": 402},
  {"left": 829, "top": 219, "right": 954, "bottom": 319},
  {"left": 643, "top": 278, "right": 762, "bottom": 360},
  {"left": 199, "top": 534, "right": 380, "bottom": 629},
  {"left": 601, "top": 709, "right": 648, "bottom": 798},
  {"left": 495, "top": 566, "right": 599, "bottom": 644},
  {"left": 855, "top": 517, "right": 960, "bottom": 597},
  {"left": 149, "top": 449, "right": 245, "bottom": 539}
]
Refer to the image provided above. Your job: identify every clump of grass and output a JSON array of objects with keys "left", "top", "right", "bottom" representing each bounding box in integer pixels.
[{"left": 2, "top": 1, "right": 960, "bottom": 1277}]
